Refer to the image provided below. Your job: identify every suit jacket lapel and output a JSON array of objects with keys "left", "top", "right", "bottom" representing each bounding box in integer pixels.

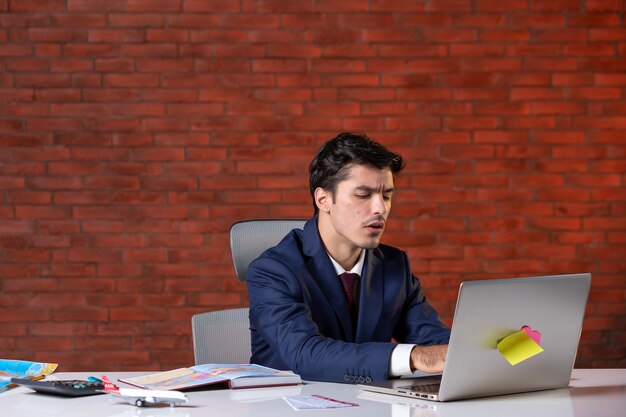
[
  {"left": 355, "top": 248, "right": 383, "bottom": 343},
  {"left": 302, "top": 218, "right": 354, "bottom": 341}
]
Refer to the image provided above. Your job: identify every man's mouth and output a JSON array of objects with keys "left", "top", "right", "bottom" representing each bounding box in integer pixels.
[{"left": 365, "top": 221, "right": 385, "bottom": 232}]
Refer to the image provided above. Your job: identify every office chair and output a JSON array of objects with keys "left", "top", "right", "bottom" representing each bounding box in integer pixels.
[
  {"left": 229, "top": 219, "right": 307, "bottom": 282},
  {"left": 191, "top": 219, "right": 306, "bottom": 364},
  {"left": 191, "top": 308, "right": 252, "bottom": 364}
]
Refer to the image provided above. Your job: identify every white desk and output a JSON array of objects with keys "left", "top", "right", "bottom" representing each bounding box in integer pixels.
[{"left": 2, "top": 369, "right": 624, "bottom": 417}]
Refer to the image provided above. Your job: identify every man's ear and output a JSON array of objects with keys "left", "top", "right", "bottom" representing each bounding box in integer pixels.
[{"left": 314, "top": 187, "right": 331, "bottom": 213}]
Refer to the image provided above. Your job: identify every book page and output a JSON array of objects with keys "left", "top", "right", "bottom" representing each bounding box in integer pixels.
[
  {"left": 191, "top": 364, "right": 294, "bottom": 380},
  {"left": 121, "top": 368, "right": 210, "bottom": 390},
  {"left": 120, "top": 364, "right": 300, "bottom": 391}
]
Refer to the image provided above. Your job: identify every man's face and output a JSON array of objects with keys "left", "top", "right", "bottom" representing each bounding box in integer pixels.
[{"left": 321, "top": 164, "right": 394, "bottom": 252}]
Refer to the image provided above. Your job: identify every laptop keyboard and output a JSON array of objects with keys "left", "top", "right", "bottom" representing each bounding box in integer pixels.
[{"left": 398, "top": 383, "right": 441, "bottom": 393}]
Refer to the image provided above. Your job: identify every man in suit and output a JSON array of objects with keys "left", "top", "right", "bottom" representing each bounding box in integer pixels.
[{"left": 247, "top": 132, "right": 450, "bottom": 383}]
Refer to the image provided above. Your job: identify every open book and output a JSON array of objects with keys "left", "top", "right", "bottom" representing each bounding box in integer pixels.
[{"left": 118, "top": 364, "right": 302, "bottom": 390}]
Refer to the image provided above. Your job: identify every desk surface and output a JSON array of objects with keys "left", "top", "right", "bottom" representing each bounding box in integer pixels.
[{"left": 2, "top": 369, "right": 624, "bottom": 417}]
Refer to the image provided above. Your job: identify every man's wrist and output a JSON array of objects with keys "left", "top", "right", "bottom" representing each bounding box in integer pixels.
[{"left": 409, "top": 344, "right": 448, "bottom": 374}]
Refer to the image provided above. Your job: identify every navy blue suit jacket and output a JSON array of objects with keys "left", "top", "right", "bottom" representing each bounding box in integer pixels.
[{"left": 246, "top": 217, "right": 450, "bottom": 383}]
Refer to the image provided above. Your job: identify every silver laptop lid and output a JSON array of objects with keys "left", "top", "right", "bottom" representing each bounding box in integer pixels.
[{"left": 438, "top": 273, "right": 591, "bottom": 401}]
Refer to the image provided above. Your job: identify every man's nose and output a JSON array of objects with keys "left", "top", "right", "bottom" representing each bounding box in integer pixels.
[{"left": 372, "top": 194, "right": 387, "bottom": 215}]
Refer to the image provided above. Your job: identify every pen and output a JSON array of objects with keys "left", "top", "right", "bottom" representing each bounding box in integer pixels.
[{"left": 4, "top": 375, "right": 44, "bottom": 387}]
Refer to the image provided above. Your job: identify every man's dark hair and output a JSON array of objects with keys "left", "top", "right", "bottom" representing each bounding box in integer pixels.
[{"left": 309, "top": 132, "right": 405, "bottom": 215}]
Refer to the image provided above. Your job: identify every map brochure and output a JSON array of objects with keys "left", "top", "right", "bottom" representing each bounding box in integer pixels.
[{"left": 0, "top": 359, "right": 58, "bottom": 393}]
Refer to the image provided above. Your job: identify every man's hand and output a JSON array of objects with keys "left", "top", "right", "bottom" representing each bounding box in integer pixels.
[{"left": 410, "top": 345, "right": 448, "bottom": 374}]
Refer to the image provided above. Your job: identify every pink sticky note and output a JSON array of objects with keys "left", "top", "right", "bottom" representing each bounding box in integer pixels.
[{"left": 521, "top": 325, "right": 541, "bottom": 345}]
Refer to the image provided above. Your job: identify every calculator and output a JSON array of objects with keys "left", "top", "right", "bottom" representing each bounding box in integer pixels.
[{"left": 10, "top": 378, "right": 105, "bottom": 397}]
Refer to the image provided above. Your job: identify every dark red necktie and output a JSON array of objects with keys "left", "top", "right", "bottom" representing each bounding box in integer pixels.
[{"left": 339, "top": 272, "right": 359, "bottom": 307}]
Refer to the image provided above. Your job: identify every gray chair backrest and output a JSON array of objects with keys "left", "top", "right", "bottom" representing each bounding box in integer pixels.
[
  {"left": 229, "top": 219, "right": 306, "bottom": 281},
  {"left": 191, "top": 219, "right": 306, "bottom": 365},
  {"left": 192, "top": 308, "right": 251, "bottom": 364}
]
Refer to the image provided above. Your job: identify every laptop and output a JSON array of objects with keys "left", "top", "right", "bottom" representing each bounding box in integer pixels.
[{"left": 359, "top": 273, "right": 592, "bottom": 402}]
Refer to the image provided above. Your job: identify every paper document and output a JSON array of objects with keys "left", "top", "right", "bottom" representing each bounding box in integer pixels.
[{"left": 283, "top": 394, "right": 359, "bottom": 410}]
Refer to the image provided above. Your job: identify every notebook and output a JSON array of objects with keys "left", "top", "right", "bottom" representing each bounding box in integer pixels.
[{"left": 359, "top": 273, "right": 591, "bottom": 402}]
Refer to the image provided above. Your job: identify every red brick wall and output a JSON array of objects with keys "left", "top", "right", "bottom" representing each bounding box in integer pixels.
[{"left": 1, "top": 1, "right": 624, "bottom": 371}]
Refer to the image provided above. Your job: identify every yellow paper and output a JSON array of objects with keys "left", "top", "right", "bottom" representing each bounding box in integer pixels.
[{"left": 497, "top": 329, "right": 544, "bottom": 366}]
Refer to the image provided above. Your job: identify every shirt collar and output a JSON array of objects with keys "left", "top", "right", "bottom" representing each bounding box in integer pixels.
[{"left": 327, "top": 249, "right": 366, "bottom": 276}]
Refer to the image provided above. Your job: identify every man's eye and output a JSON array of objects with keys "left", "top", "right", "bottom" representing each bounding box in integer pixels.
[
  {"left": 383, "top": 195, "right": 392, "bottom": 201},
  {"left": 356, "top": 194, "right": 370, "bottom": 199}
]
